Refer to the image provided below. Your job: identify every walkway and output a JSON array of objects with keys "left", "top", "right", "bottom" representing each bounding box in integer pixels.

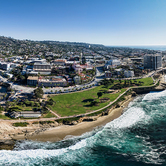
[
  {"left": 46, "top": 107, "right": 61, "bottom": 118},
  {"left": 0, "top": 78, "right": 160, "bottom": 123},
  {"left": 0, "top": 67, "right": 165, "bottom": 95}
]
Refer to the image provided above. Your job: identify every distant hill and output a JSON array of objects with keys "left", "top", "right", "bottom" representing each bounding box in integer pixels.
[{"left": 0, "top": 36, "right": 104, "bottom": 48}]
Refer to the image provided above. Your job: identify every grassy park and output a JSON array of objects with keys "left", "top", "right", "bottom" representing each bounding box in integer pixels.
[
  {"left": 0, "top": 77, "right": 154, "bottom": 119},
  {"left": 49, "top": 77, "right": 154, "bottom": 117}
]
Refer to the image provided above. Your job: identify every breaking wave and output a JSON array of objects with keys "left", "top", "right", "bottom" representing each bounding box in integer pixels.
[{"left": 1, "top": 91, "right": 166, "bottom": 165}]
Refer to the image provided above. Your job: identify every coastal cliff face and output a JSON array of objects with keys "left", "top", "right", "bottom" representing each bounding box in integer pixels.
[
  {"left": 0, "top": 94, "right": 133, "bottom": 150},
  {"left": 0, "top": 140, "right": 15, "bottom": 150}
]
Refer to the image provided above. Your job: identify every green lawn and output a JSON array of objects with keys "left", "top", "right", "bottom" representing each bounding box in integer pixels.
[
  {"left": 134, "top": 77, "right": 154, "bottom": 86},
  {"left": 49, "top": 77, "right": 154, "bottom": 117},
  {"left": 9, "top": 105, "right": 39, "bottom": 112},
  {"left": 0, "top": 114, "right": 11, "bottom": 120},
  {"left": 49, "top": 85, "right": 126, "bottom": 117},
  {"left": 43, "top": 112, "right": 56, "bottom": 118}
]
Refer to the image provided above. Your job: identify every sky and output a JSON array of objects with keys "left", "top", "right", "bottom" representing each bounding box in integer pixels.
[{"left": 0, "top": 0, "right": 166, "bottom": 46}]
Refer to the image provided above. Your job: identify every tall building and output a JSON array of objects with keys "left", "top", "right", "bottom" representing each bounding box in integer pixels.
[{"left": 144, "top": 54, "right": 162, "bottom": 70}]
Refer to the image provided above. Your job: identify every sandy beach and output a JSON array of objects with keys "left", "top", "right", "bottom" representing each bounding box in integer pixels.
[
  {"left": 23, "top": 97, "right": 134, "bottom": 142},
  {"left": 0, "top": 95, "right": 134, "bottom": 149}
]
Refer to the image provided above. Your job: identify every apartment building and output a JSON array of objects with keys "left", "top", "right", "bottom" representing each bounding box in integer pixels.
[
  {"left": 144, "top": 54, "right": 162, "bottom": 70},
  {"left": 33, "top": 62, "right": 51, "bottom": 74},
  {"left": 38, "top": 76, "right": 67, "bottom": 87}
]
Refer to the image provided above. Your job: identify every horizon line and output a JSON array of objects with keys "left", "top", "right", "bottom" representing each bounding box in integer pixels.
[{"left": 1, "top": 36, "right": 166, "bottom": 47}]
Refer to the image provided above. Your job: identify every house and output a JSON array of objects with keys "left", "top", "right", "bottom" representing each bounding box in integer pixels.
[
  {"left": 52, "top": 59, "right": 67, "bottom": 66},
  {"left": 124, "top": 70, "right": 134, "bottom": 78},
  {"left": 4, "top": 73, "right": 13, "bottom": 78},
  {"left": 105, "top": 71, "right": 112, "bottom": 78},
  {"left": 72, "top": 61, "right": 93, "bottom": 74},
  {"left": 73, "top": 75, "right": 81, "bottom": 85},
  {"left": 0, "top": 62, "right": 10, "bottom": 70},
  {"left": 115, "top": 68, "right": 123, "bottom": 76},
  {"left": 72, "top": 62, "right": 83, "bottom": 74}
]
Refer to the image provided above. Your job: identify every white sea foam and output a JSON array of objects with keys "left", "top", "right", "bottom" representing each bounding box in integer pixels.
[
  {"left": 1, "top": 93, "right": 165, "bottom": 165},
  {"left": 143, "top": 90, "right": 166, "bottom": 101},
  {"left": 0, "top": 148, "right": 66, "bottom": 161},
  {"left": 105, "top": 107, "right": 146, "bottom": 129},
  {"left": 0, "top": 138, "right": 88, "bottom": 165},
  {"left": 69, "top": 139, "right": 87, "bottom": 150}
]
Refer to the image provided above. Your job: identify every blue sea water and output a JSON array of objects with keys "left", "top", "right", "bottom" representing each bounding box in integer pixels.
[
  {"left": 1, "top": 90, "right": 166, "bottom": 166},
  {"left": 125, "top": 45, "right": 166, "bottom": 51},
  {"left": 108, "top": 45, "right": 166, "bottom": 51},
  {"left": 129, "top": 45, "right": 166, "bottom": 51}
]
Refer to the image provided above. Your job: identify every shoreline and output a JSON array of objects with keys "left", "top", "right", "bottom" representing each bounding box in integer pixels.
[
  {"left": 0, "top": 93, "right": 136, "bottom": 150},
  {"left": 13, "top": 96, "right": 134, "bottom": 142}
]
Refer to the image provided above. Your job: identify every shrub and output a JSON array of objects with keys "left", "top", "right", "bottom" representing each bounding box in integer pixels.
[
  {"left": 32, "top": 121, "right": 38, "bottom": 124},
  {"left": 12, "top": 122, "right": 29, "bottom": 127},
  {"left": 39, "top": 121, "right": 54, "bottom": 125},
  {"left": 55, "top": 117, "right": 80, "bottom": 124}
]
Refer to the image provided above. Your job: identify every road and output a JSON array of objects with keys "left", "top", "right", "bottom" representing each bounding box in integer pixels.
[{"left": 0, "top": 67, "right": 165, "bottom": 95}]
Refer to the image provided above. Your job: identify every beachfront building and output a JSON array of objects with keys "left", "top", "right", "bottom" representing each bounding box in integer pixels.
[
  {"left": 38, "top": 76, "right": 67, "bottom": 87},
  {"left": 144, "top": 54, "right": 162, "bottom": 70}
]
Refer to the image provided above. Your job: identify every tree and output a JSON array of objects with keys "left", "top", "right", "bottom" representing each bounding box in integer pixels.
[
  {"left": 5, "top": 101, "right": 10, "bottom": 111},
  {"left": 47, "top": 98, "right": 55, "bottom": 106},
  {"left": 97, "top": 92, "right": 103, "bottom": 98},
  {"left": 3, "top": 93, "right": 7, "bottom": 100},
  {"left": 91, "top": 100, "right": 98, "bottom": 106},
  {"left": 34, "top": 87, "right": 44, "bottom": 99}
]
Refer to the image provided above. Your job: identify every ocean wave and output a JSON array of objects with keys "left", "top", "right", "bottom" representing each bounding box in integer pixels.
[
  {"left": 104, "top": 107, "right": 146, "bottom": 129},
  {"left": 1, "top": 93, "right": 166, "bottom": 165},
  {"left": 143, "top": 90, "right": 166, "bottom": 101}
]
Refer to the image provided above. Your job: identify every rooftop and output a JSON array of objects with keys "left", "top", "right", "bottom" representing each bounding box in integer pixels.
[
  {"left": 34, "top": 62, "right": 50, "bottom": 65},
  {"left": 27, "top": 76, "right": 38, "bottom": 80}
]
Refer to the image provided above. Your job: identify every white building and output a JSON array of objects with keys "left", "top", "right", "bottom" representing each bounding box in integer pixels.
[
  {"left": 73, "top": 75, "right": 81, "bottom": 85},
  {"left": 105, "top": 59, "right": 121, "bottom": 68},
  {"left": 124, "top": 70, "right": 134, "bottom": 78},
  {"left": 0, "top": 62, "right": 10, "bottom": 71}
]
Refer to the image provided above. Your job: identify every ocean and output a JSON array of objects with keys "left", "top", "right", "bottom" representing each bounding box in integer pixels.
[
  {"left": 108, "top": 45, "right": 166, "bottom": 51},
  {"left": 128, "top": 45, "right": 166, "bottom": 51},
  {"left": 1, "top": 90, "right": 166, "bottom": 166}
]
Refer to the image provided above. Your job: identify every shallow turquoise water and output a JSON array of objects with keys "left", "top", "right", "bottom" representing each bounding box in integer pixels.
[{"left": 1, "top": 91, "right": 166, "bottom": 166}]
